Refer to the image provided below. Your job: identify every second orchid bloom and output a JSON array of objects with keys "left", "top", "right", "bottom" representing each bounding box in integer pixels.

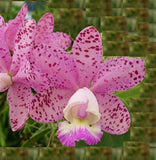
[{"left": 29, "top": 26, "right": 145, "bottom": 146}]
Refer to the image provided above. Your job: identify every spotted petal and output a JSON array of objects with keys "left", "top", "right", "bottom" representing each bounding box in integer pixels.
[
  {"left": 29, "top": 87, "right": 74, "bottom": 122},
  {"left": 10, "top": 19, "right": 36, "bottom": 76},
  {"left": 7, "top": 83, "right": 33, "bottom": 131},
  {"left": 35, "top": 13, "right": 54, "bottom": 45},
  {"left": 95, "top": 93, "right": 130, "bottom": 135},
  {"left": 32, "top": 44, "right": 79, "bottom": 90},
  {"left": 57, "top": 119, "right": 103, "bottom": 147},
  {"left": 12, "top": 56, "right": 47, "bottom": 92},
  {"left": 5, "top": 4, "right": 27, "bottom": 51},
  {"left": 91, "top": 57, "right": 145, "bottom": 93},
  {"left": 35, "top": 13, "right": 71, "bottom": 49},
  {"left": 0, "top": 38, "right": 11, "bottom": 72},
  {"left": 44, "top": 32, "right": 71, "bottom": 50},
  {"left": 71, "top": 26, "right": 102, "bottom": 88}
]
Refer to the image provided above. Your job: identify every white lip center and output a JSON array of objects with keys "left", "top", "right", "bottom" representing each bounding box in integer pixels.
[
  {"left": 63, "top": 87, "right": 101, "bottom": 125},
  {"left": 0, "top": 73, "right": 12, "bottom": 92}
]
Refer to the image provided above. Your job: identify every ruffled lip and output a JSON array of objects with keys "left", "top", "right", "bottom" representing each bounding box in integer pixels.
[{"left": 57, "top": 119, "right": 103, "bottom": 147}]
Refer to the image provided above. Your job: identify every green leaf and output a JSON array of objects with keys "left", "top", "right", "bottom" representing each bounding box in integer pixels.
[
  {"left": 0, "top": 124, "right": 6, "bottom": 146},
  {"left": 114, "top": 84, "right": 140, "bottom": 100},
  {"left": 22, "top": 128, "right": 52, "bottom": 147}
]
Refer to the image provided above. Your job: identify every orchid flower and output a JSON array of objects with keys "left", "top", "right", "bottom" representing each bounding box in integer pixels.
[
  {"left": 0, "top": 28, "right": 35, "bottom": 131},
  {"left": 0, "top": 5, "right": 72, "bottom": 131},
  {"left": 0, "top": 5, "right": 37, "bottom": 132},
  {"left": 29, "top": 26, "right": 145, "bottom": 146}
]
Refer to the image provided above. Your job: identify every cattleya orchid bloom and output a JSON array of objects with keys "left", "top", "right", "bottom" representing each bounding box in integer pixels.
[
  {"left": 29, "top": 26, "right": 145, "bottom": 146},
  {"left": 0, "top": 5, "right": 36, "bottom": 131},
  {"left": 0, "top": 5, "right": 72, "bottom": 131}
]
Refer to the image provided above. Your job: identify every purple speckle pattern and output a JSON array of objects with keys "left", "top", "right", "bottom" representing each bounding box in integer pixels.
[
  {"left": 10, "top": 19, "right": 36, "bottom": 76},
  {"left": 5, "top": 4, "right": 27, "bottom": 51},
  {"left": 35, "top": 13, "right": 71, "bottom": 50},
  {"left": 30, "top": 87, "right": 74, "bottom": 122},
  {"left": 32, "top": 44, "right": 78, "bottom": 90},
  {"left": 91, "top": 57, "right": 145, "bottom": 93},
  {"left": 35, "top": 13, "right": 54, "bottom": 45},
  {"left": 57, "top": 121, "right": 103, "bottom": 147},
  {"left": 0, "top": 39, "right": 11, "bottom": 72},
  {"left": 71, "top": 26, "right": 102, "bottom": 88},
  {"left": 7, "top": 83, "right": 33, "bottom": 131},
  {"left": 95, "top": 93, "right": 130, "bottom": 135},
  {"left": 46, "top": 32, "right": 71, "bottom": 50}
]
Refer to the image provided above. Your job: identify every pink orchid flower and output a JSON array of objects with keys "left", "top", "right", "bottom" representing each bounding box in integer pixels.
[
  {"left": 0, "top": 33, "right": 34, "bottom": 131},
  {"left": 0, "top": 5, "right": 72, "bottom": 131},
  {"left": 0, "top": 8, "right": 38, "bottom": 130},
  {"left": 29, "top": 26, "right": 145, "bottom": 146}
]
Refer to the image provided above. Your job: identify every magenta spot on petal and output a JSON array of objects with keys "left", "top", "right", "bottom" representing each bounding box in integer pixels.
[
  {"left": 85, "top": 55, "right": 89, "bottom": 58},
  {"left": 53, "top": 63, "right": 56, "bottom": 67}
]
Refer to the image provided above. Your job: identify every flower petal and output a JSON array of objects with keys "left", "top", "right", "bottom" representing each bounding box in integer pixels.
[
  {"left": 7, "top": 83, "right": 33, "bottom": 131},
  {"left": 0, "top": 16, "right": 5, "bottom": 28},
  {"left": 5, "top": 4, "right": 27, "bottom": 51},
  {"left": 11, "top": 55, "right": 48, "bottom": 92},
  {"left": 29, "top": 87, "right": 74, "bottom": 122},
  {"left": 57, "top": 119, "right": 103, "bottom": 147},
  {"left": 71, "top": 26, "right": 102, "bottom": 88},
  {"left": 95, "top": 93, "right": 130, "bottom": 135},
  {"left": 91, "top": 57, "right": 145, "bottom": 93},
  {"left": 44, "top": 32, "right": 71, "bottom": 50},
  {"left": 35, "top": 13, "right": 54, "bottom": 45},
  {"left": 10, "top": 19, "right": 36, "bottom": 75},
  {"left": 0, "top": 73, "right": 12, "bottom": 92},
  {"left": 32, "top": 44, "right": 79, "bottom": 90},
  {"left": 0, "top": 38, "right": 11, "bottom": 72},
  {"left": 35, "top": 13, "right": 71, "bottom": 49},
  {"left": 64, "top": 87, "right": 100, "bottom": 124}
]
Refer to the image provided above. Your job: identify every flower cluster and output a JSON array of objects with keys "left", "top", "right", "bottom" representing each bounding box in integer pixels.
[{"left": 0, "top": 5, "right": 145, "bottom": 146}]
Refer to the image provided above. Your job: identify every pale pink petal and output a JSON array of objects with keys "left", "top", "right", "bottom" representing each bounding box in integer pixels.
[
  {"left": 35, "top": 13, "right": 54, "bottom": 45},
  {"left": 0, "top": 38, "right": 11, "bottom": 72},
  {"left": 30, "top": 87, "right": 74, "bottom": 122},
  {"left": 42, "top": 32, "right": 71, "bottom": 50},
  {"left": 57, "top": 120, "right": 103, "bottom": 147},
  {"left": 0, "top": 73, "right": 12, "bottom": 92},
  {"left": 95, "top": 93, "right": 130, "bottom": 135},
  {"left": 10, "top": 19, "right": 36, "bottom": 76},
  {"left": 7, "top": 83, "right": 33, "bottom": 131},
  {"left": 91, "top": 57, "right": 145, "bottom": 93},
  {"left": 0, "top": 16, "right": 5, "bottom": 28},
  {"left": 32, "top": 44, "right": 79, "bottom": 90},
  {"left": 64, "top": 87, "right": 100, "bottom": 124},
  {"left": 71, "top": 26, "right": 102, "bottom": 88},
  {"left": 5, "top": 4, "right": 27, "bottom": 50}
]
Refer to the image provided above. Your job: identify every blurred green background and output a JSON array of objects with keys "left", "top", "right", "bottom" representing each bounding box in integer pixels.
[{"left": 0, "top": 0, "right": 156, "bottom": 159}]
